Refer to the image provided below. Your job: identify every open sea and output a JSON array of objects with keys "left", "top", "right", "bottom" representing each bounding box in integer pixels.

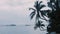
[{"left": 0, "top": 25, "right": 47, "bottom": 34}]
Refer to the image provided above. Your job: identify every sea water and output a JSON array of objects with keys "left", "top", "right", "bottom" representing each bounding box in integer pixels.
[{"left": 0, "top": 25, "right": 47, "bottom": 34}]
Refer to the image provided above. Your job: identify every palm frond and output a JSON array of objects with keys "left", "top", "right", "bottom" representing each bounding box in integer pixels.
[
  {"left": 34, "top": 1, "right": 39, "bottom": 9},
  {"left": 38, "top": 1, "right": 45, "bottom": 9},
  {"left": 34, "top": 20, "right": 43, "bottom": 30},
  {"left": 34, "top": 20, "right": 45, "bottom": 30},
  {"left": 34, "top": 1, "right": 38, "bottom": 7},
  {"left": 48, "top": 2, "right": 53, "bottom": 8},
  {"left": 40, "top": 11, "right": 47, "bottom": 16},
  {"left": 40, "top": 5, "right": 46, "bottom": 9},
  {"left": 34, "top": 1, "right": 44, "bottom": 11},
  {"left": 40, "top": 11, "right": 45, "bottom": 19},
  {"left": 30, "top": 11, "right": 36, "bottom": 19},
  {"left": 40, "top": 11, "right": 48, "bottom": 21},
  {"left": 48, "top": 2, "right": 56, "bottom": 11},
  {"left": 40, "top": 26, "right": 46, "bottom": 31},
  {"left": 41, "top": 24, "right": 45, "bottom": 26},
  {"left": 29, "top": 8, "right": 36, "bottom": 11},
  {"left": 39, "top": 1, "right": 42, "bottom": 5},
  {"left": 40, "top": 11, "right": 45, "bottom": 16}
]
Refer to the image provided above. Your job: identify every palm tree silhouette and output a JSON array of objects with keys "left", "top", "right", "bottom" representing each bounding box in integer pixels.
[
  {"left": 29, "top": 1, "right": 48, "bottom": 30},
  {"left": 29, "top": 0, "right": 60, "bottom": 34}
]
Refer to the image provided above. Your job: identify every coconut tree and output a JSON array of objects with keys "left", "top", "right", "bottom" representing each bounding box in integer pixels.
[
  {"left": 29, "top": 1, "right": 48, "bottom": 31},
  {"left": 29, "top": 0, "right": 60, "bottom": 34}
]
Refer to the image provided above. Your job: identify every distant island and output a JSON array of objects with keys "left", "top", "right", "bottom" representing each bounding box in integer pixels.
[
  {"left": 25, "top": 24, "right": 31, "bottom": 26},
  {"left": 5, "top": 24, "right": 16, "bottom": 26}
]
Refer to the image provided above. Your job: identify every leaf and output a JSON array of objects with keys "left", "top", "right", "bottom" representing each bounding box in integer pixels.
[
  {"left": 34, "top": 20, "right": 43, "bottom": 30},
  {"left": 34, "top": 1, "right": 39, "bottom": 10},
  {"left": 34, "top": 1, "right": 38, "bottom": 7},
  {"left": 40, "top": 11, "right": 48, "bottom": 21},
  {"left": 40, "top": 5, "right": 46, "bottom": 9},
  {"left": 30, "top": 11, "right": 36, "bottom": 19},
  {"left": 40, "top": 26, "right": 46, "bottom": 31},
  {"left": 40, "top": 11, "right": 45, "bottom": 19},
  {"left": 29, "top": 8, "right": 36, "bottom": 11},
  {"left": 41, "top": 24, "right": 45, "bottom": 26},
  {"left": 39, "top": 1, "right": 42, "bottom": 5}
]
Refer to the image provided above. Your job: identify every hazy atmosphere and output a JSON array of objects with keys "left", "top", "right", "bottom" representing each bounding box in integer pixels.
[
  {"left": 0, "top": 0, "right": 49, "bottom": 25},
  {"left": 0, "top": 0, "right": 59, "bottom": 34},
  {"left": 0, "top": 0, "right": 35, "bottom": 25},
  {"left": 0, "top": 0, "right": 49, "bottom": 34}
]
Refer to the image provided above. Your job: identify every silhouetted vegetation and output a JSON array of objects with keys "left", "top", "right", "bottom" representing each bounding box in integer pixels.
[
  {"left": 29, "top": 0, "right": 60, "bottom": 34},
  {"left": 47, "top": 0, "right": 60, "bottom": 34},
  {"left": 29, "top": 1, "right": 48, "bottom": 31}
]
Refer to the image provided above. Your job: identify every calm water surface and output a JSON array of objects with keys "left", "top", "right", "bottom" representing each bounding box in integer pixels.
[{"left": 0, "top": 25, "right": 47, "bottom": 34}]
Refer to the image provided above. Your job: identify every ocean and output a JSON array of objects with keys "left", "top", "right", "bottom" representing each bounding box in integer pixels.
[{"left": 0, "top": 25, "right": 47, "bottom": 34}]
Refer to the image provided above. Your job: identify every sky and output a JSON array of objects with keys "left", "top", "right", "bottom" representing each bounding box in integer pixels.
[{"left": 0, "top": 0, "right": 50, "bottom": 25}]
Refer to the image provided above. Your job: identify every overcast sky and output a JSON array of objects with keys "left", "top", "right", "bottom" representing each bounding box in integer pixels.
[{"left": 0, "top": 0, "right": 50, "bottom": 25}]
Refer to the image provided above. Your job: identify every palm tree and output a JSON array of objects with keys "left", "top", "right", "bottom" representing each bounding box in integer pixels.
[
  {"left": 29, "top": 1, "right": 48, "bottom": 31},
  {"left": 29, "top": 0, "right": 60, "bottom": 34}
]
